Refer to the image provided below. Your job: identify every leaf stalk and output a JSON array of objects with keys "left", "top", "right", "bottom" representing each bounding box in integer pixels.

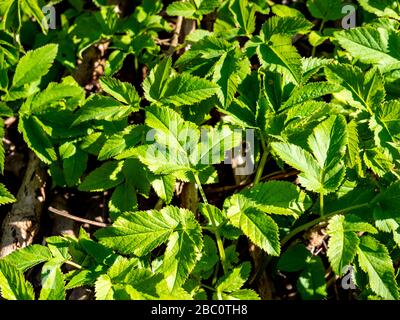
[
  {"left": 194, "top": 173, "right": 227, "bottom": 274},
  {"left": 253, "top": 137, "right": 269, "bottom": 185},
  {"left": 281, "top": 202, "right": 371, "bottom": 247}
]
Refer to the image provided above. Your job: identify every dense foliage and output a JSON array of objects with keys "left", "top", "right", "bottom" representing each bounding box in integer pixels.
[{"left": 1, "top": 0, "right": 400, "bottom": 300}]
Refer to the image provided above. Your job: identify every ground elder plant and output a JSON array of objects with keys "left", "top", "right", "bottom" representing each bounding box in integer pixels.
[{"left": 0, "top": 0, "right": 400, "bottom": 301}]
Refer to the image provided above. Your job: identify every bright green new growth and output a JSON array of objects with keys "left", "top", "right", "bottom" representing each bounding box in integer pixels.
[
  {"left": 272, "top": 115, "right": 348, "bottom": 194},
  {"left": 0, "top": 0, "right": 400, "bottom": 302}
]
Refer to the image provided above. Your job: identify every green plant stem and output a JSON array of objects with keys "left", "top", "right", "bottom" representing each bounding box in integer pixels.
[
  {"left": 254, "top": 150, "right": 268, "bottom": 185},
  {"left": 154, "top": 198, "right": 164, "bottom": 210},
  {"left": 201, "top": 283, "right": 216, "bottom": 292},
  {"left": 249, "top": 138, "right": 271, "bottom": 284},
  {"left": 65, "top": 260, "right": 82, "bottom": 269},
  {"left": 212, "top": 262, "right": 220, "bottom": 286},
  {"left": 194, "top": 173, "right": 227, "bottom": 274},
  {"left": 311, "top": 20, "right": 325, "bottom": 57},
  {"left": 280, "top": 202, "right": 371, "bottom": 247},
  {"left": 311, "top": 46, "right": 317, "bottom": 58},
  {"left": 391, "top": 169, "right": 400, "bottom": 180},
  {"left": 134, "top": 56, "right": 139, "bottom": 73},
  {"left": 319, "top": 193, "right": 324, "bottom": 216},
  {"left": 253, "top": 137, "right": 269, "bottom": 185}
]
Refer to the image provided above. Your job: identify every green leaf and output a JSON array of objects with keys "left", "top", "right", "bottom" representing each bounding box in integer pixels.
[
  {"left": 334, "top": 26, "right": 400, "bottom": 73},
  {"left": 229, "top": 0, "right": 257, "bottom": 36},
  {"left": 30, "top": 77, "right": 85, "bottom": 114},
  {"left": 193, "top": 235, "right": 219, "bottom": 277},
  {"left": 23, "top": 0, "right": 49, "bottom": 33},
  {"left": 0, "top": 260, "right": 35, "bottom": 300},
  {"left": 39, "top": 260, "right": 66, "bottom": 300},
  {"left": 0, "top": 183, "right": 15, "bottom": 205},
  {"left": 135, "top": 143, "right": 190, "bottom": 177},
  {"left": 108, "top": 181, "right": 137, "bottom": 220},
  {"left": 0, "top": 103, "right": 14, "bottom": 117},
  {"left": 306, "top": 0, "right": 343, "bottom": 21},
  {"left": 79, "top": 228, "right": 118, "bottom": 266},
  {"left": 257, "top": 35, "right": 302, "bottom": 84},
  {"left": 72, "top": 95, "right": 132, "bottom": 126},
  {"left": 66, "top": 266, "right": 106, "bottom": 290},
  {"left": 95, "top": 206, "right": 192, "bottom": 256},
  {"left": 136, "top": 105, "right": 197, "bottom": 175},
  {"left": 199, "top": 203, "right": 241, "bottom": 240},
  {"left": 215, "top": 262, "right": 260, "bottom": 300},
  {"left": 325, "top": 64, "right": 385, "bottom": 112},
  {"left": 357, "top": 236, "right": 399, "bottom": 300},
  {"left": 96, "top": 206, "right": 202, "bottom": 292},
  {"left": 297, "top": 256, "right": 327, "bottom": 300},
  {"left": 309, "top": 31, "right": 328, "bottom": 47},
  {"left": 98, "top": 125, "right": 144, "bottom": 161},
  {"left": 196, "top": 0, "right": 221, "bottom": 16},
  {"left": 216, "top": 262, "right": 251, "bottom": 293},
  {"left": 166, "top": 1, "right": 197, "bottom": 17},
  {"left": 151, "top": 175, "right": 175, "bottom": 204},
  {"left": 307, "top": 114, "right": 347, "bottom": 170},
  {"left": 372, "top": 182, "right": 400, "bottom": 244},
  {"left": 234, "top": 181, "right": 312, "bottom": 217},
  {"left": 160, "top": 73, "right": 218, "bottom": 107},
  {"left": 122, "top": 158, "right": 151, "bottom": 196},
  {"left": 220, "top": 288, "right": 260, "bottom": 300},
  {"left": 63, "top": 146, "right": 88, "bottom": 187},
  {"left": 45, "top": 236, "right": 71, "bottom": 262},
  {"left": 282, "top": 82, "right": 341, "bottom": 110},
  {"left": 301, "top": 57, "right": 333, "bottom": 83},
  {"left": 346, "top": 120, "right": 360, "bottom": 168},
  {"left": 162, "top": 216, "right": 203, "bottom": 291},
  {"left": 272, "top": 115, "right": 347, "bottom": 194},
  {"left": 358, "top": 0, "right": 400, "bottom": 19},
  {"left": 18, "top": 115, "right": 57, "bottom": 164},
  {"left": 212, "top": 48, "right": 250, "bottom": 108},
  {"left": 143, "top": 57, "right": 172, "bottom": 103},
  {"left": 363, "top": 148, "right": 394, "bottom": 177},
  {"left": 137, "top": 106, "right": 241, "bottom": 180},
  {"left": 146, "top": 105, "right": 199, "bottom": 157},
  {"left": 105, "top": 50, "right": 128, "bottom": 76},
  {"left": 327, "top": 215, "right": 360, "bottom": 275},
  {"left": 261, "top": 15, "right": 313, "bottom": 40},
  {"left": 175, "top": 35, "right": 232, "bottom": 73},
  {"left": 277, "top": 244, "right": 311, "bottom": 272},
  {"left": 79, "top": 161, "right": 124, "bottom": 192},
  {"left": 372, "top": 181, "right": 400, "bottom": 213},
  {"left": 94, "top": 274, "right": 115, "bottom": 300},
  {"left": 373, "top": 205, "right": 400, "bottom": 245},
  {"left": 12, "top": 44, "right": 58, "bottom": 87},
  {"left": 3, "top": 245, "right": 52, "bottom": 272},
  {"left": 0, "top": 119, "right": 4, "bottom": 173},
  {"left": 99, "top": 77, "right": 140, "bottom": 109},
  {"left": 344, "top": 214, "right": 378, "bottom": 234},
  {"left": 272, "top": 142, "right": 320, "bottom": 187},
  {"left": 225, "top": 196, "right": 280, "bottom": 256},
  {"left": 191, "top": 125, "right": 242, "bottom": 166},
  {"left": 1, "top": 0, "right": 20, "bottom": 32},
  {"left": 372, "top": 100, "right": 400, "bottom": 153}
]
